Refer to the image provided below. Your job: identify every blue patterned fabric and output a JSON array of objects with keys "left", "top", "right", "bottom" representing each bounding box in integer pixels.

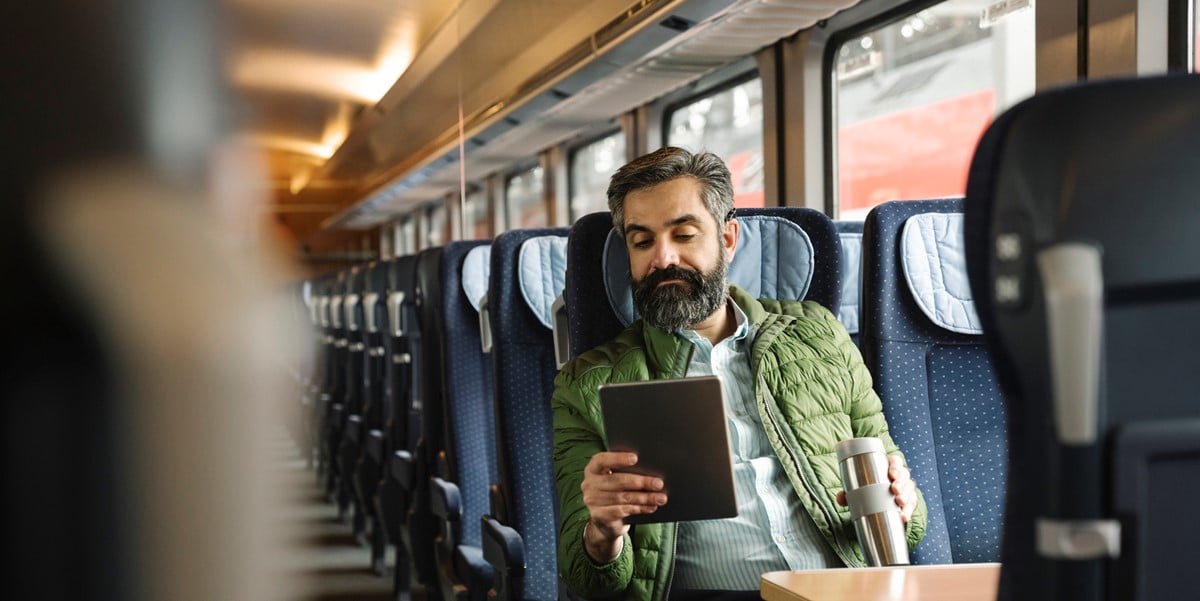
[
  {"left": 489, "top": 227, "right": 570, "bottom": 601},
  {"left": 835, "top": 221, "right": 863, "bottom": 342},
  {"left": 567, "top": 208, "right": 842, "bottom": 362},
  {"left": 438, "top": 240, "right": 498, "bottom": 553},
  {"left": 859, "top": 198, "right": 1006, "bottom": 564}
]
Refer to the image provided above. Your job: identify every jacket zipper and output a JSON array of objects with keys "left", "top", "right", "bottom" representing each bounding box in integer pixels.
[{"left": 752, "top": 316, "right": 859, "bottom": 567}]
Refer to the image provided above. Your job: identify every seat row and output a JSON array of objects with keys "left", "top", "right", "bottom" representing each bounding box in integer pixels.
[{"left": 293, "top": 197, "right": 1009, "bottom": 600}]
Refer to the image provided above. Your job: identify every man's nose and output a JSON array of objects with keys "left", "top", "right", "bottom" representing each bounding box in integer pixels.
[{"left": 649, "top": 240, "right": 680, "bottom": 270}]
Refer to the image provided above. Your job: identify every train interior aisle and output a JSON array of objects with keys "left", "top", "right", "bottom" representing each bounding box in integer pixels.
[{"left": 268, "top": 424, "right": 404, "bottom": 601}]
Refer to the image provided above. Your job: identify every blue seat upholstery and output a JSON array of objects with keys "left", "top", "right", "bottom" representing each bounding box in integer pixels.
[
  {"left": 410, "top": 247, "right": 448, "bottom": 594},
  {"left": 428, "top": 240, "right": 497, "bottom": 600},
  {"left": 834, "top": 220, "right": 863, "bottom": 346},
  {"left": 565, "top": 208, "right": 842, "bottom": 362},
  {"left": 484, "top": 228, "right": 569, "bottom": 601},
  {"left": 859, "top": 198, "right": 1006, "bottom": 564},
  {"left": 963, "top": 74, "right": 1200, "bottom": 601}
]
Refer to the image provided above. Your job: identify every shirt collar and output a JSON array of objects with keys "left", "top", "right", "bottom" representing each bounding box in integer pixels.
[{"left": 678, "top": 296, "right": 750, "bottom": 346}]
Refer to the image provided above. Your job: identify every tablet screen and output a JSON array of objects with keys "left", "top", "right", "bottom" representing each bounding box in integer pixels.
[{"left": 599, "top": 376, "right": 738, "bottom": 524}]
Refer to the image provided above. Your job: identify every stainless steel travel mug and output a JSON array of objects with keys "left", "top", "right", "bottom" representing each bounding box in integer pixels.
[{"left": 835, "top": 437, "right": 910, "bottom": 566}]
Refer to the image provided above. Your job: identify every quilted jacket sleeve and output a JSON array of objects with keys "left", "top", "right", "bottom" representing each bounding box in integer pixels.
[
  {"left": 553, "top": 361, "right": 635, "bottom": 597},
  {"left": 804, "top": 301, "right": 928, "bottom": 550}
]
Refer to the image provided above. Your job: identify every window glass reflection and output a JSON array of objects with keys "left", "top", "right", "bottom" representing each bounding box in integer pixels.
[
  {"left": 833, "top": 0, "right": 1035, "bottom": 219},
  {"left": 569, "top": 131, "right": 625, "bottom": 221},
  {"left": 667, "top": 77, "right": 764, "bottom": 208},
  {"left": 506, "top": 166, "right": 546, "bottom": 230}
]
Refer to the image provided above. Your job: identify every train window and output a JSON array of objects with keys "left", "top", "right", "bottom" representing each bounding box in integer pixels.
[
  {"left": 1195, "top": 0, "right": 1199, "bottom": 70},
  {"left": 666, "top": 76, "right": 765, "bottom": 208},
  {"left": 396, "top": 218, "right": 415, "bottom": 256},
  {"left": 833, "top": 0, "right": 1035, "bottom": 219},
  {"left": 505, "top": 165, "right": 547, "bottom": 229},
  {"left": 463, "top": 187, "right": 490, "bottom": 240},
  {"left": 425, "top": 202, "right": 446, "bottom": 248},
  {"left": 568, "top": 130, "right": 624, "bottom": 221}
]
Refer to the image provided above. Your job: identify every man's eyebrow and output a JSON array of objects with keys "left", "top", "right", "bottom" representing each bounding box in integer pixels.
[{"left": 625, "top": 214, "right": 704, "bottom": 236}]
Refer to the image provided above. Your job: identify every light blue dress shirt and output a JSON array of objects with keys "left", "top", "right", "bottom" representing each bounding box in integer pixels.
[{"left": 671, "top": 299, "right": 841, "bottom": 591}]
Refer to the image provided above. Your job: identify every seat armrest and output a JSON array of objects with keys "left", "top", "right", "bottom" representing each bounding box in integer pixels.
[
  {"left": 390, "top": 450, "right": 414, "bottom": 491},
  {"left": 482, "top": 516, "right": 525, "bottom": 601},
  {"left": 454, "top": 545, "right": 496, "bottom": 597},
  {"left": 429, "top": 477, "right": 462, "bottom": 522},
  {"left": 366, "top": 430, "right": 385, "bottom": 462}
]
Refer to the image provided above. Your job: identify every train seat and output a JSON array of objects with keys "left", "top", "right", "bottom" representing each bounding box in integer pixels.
[
  {"left": 564, "top": 207, "right": 843, "bottom": 363},
  {"left": 339, "top": 264, "right": 369, "bottom": 540},
  {"left": 426, "top": 240, "right": 498, "bottom": 601},
  {"left": 311, "top": 280, "right": 334, "bottom": 483},
  {"left": 963, "top": 74, "right": 1200, "bottom": 601},
  {"left": 859, "top": 198, "right": 1006, "bottom": 564},
  {"left": 323, "top": 271, "right": 348, "bottom": 503},
  {"left": 835, "top": 220, "right": 863, "bottom": 346},
  {"left": 482, "top": 228, "right": 569, "bottom": 601},
  {"left": 354, "top": 260, "right": 391, "bottom": 571},
  {"left": 380, "top": 254, "right": 435, "bottom": 598},
  {"left": 404, "top": 247, "right": 450, "bottom": 596}
]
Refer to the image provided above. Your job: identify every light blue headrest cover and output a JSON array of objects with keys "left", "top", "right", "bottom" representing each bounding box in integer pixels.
[
  {"left": 838, "top": 232, "right": 862, "bottom": 335},
  {"left": 518, "top": 236, "right": 568, "bottom": 330},
  {"left": 900, "top": 212, "right": 981, "bottom": 335},
  {"left": 461, "top": 245, "right": 491, "bottom": 313},
  {"left": 602, "top": 215, "right": 815, "bottom": 326}
]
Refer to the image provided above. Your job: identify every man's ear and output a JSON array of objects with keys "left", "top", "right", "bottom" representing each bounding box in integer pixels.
[{"left": 722, "top": 217, "right": 739, "bottom": 263}]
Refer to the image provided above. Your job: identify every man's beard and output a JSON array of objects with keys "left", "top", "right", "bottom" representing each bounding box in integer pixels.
[{"left": 632, "top": 257, "right": 728, "bottom": 332}]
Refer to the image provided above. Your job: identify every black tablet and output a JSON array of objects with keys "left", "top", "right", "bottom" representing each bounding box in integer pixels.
[{"left": 598, "top": 375, "right": 738, "bottom": 525}]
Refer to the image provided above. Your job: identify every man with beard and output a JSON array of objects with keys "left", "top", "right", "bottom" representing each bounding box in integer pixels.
[{"left": 552, "top": 147, "right": 926, "bottom": 601}]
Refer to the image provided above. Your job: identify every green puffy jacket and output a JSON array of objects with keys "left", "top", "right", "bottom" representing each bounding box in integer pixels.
[{"left": 552, "top": 286, "right": 927, "bottom": 600}]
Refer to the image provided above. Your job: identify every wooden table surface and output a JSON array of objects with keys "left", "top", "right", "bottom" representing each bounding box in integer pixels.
[{"left": 760, "top": 563, "right": 1001, "bottom": 601}]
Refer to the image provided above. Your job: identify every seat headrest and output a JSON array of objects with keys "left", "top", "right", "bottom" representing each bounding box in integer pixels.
[
  {"left": 900, "top": 212, "right": 981, "bottom": 335},
  {"left": 601, "top": 215, "right": 815, "bottom": 326},
  {"left": 518, "top": 235, "right": 568, "bottom": 330},
  {"left": 838, "top": 232, "right": 862, "bottom": 335},
  {"left": 462, "top": 245, "right": 491, "bottom": 314}
]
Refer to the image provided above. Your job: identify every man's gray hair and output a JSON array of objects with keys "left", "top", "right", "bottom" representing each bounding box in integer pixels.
[{"left": 606, "top": 146, "right": 734, "bottom": 234}]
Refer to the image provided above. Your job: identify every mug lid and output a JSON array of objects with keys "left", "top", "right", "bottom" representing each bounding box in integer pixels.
[{"left": 835, "top": 437, "right": 885, "bottom": 462}]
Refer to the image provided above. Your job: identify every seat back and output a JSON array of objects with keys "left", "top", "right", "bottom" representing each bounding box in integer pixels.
[
  {"left": 860, "top": 198, "right": 1006, "bottom": 565},
  {"left": 835, "top": 220, "right": 863, "bottom": 346},
  {"left": 411, "top": 247, "right": 447, "bottom": 590},
  {"left": 565, "top": 208, "right": 842, "bottom": 361},
  {"left": 385, "top": 256, "right": 421, "bottom": 459},
  {"left": 361, "top": 261, "right": 389, "bottom": 433},
  {"left": 488, "top": 227, "right": 569, "bottom": 601},
  {"left": 963, "top": 74, "right": 1200, "bottom": 601},
  {"left": 437, "top": 240, "right": 498, "bottom": 547}
]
